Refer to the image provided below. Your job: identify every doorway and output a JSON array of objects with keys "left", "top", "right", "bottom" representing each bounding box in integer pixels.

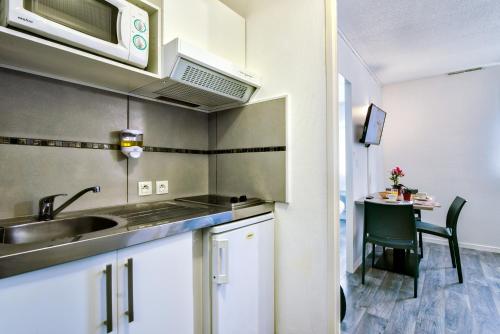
[
  {"left": 339, "top": 74, "right": 347, "bottom": 274},
  {"left": 338, "top": 74, "right": 354, "bottom": 278}
]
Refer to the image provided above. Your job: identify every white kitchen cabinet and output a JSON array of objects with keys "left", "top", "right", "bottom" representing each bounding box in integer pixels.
[
  {"left": 0, "top": 252, "right": 118, "bottom": 334},
  {"left": 0, "top": 232, "right": 195, "bottom": 334},
  {"left": 116, "top": 232, "right": 194, "bottom": 334}
]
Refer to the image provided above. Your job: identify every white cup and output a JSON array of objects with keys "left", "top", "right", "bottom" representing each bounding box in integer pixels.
[
  {"left": 387, "top": 193, "right": 397, "bottom": 201},
  {"left": 415, "top": 192, "right": 427, "bottom": 200}
]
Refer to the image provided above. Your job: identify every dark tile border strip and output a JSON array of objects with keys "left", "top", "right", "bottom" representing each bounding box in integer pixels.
[
  {"left": 143, "top": 146, "right": 286, "bottom": 154},
  {"left": 0, "top": 136, "right": 286, "bottom": 155},
  {"left": 208, "top": 146, "right": 286, "bottom": 154},
  {"left": 0, "top": 136, "right": 120, "bottom": 150},
  {"left": 143, "top": 146, "right": 207, "bottom": 154}
]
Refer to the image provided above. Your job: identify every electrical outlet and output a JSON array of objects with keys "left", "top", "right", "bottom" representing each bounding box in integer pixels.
[
  {"left": 138, "top": 181, "right": 153, "bottom": 196},
  {"left": 156, "top": 180, "right": 168, "bottom": 194}
]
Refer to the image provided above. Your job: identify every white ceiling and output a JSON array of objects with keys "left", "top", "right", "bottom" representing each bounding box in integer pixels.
[
  {"left": 218, "top": 0, "right": 248, "bottom": 17},
  {"left": 338, "top": 0, "right": 500, "bottom": 84}
]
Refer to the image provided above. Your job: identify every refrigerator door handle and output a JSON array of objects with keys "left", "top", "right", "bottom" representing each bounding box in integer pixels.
[{"left": 212, "top": 239, "right": 229, "bottom": 284}]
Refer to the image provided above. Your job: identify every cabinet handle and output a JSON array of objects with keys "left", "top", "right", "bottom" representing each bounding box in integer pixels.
[
  {"left": 104, "top": 264, "right": 113, "bottom": 333},
  {"left": 212, "top": 239, "right": 229, "bottom": 284},
  {"left": 125, "top": 258, "right": 135, "bottom": 322}
]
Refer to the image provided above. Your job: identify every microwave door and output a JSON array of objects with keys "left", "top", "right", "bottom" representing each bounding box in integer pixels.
[{"left": 7, "top": 0, "right": 131, "bottom": 64}]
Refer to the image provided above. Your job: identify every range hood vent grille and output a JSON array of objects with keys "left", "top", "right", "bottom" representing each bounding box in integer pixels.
[
  {"left": 162, "top": 58, "right": 255, "bottom": 105},
  {"left": 447, "top": 67, "right": 483, "bottom": 76},
  {"left": 154, "top": 81, "right": 240, "bottom": 108},
  {"left": 131, "top": 39, "right": 260, "bottom": 112},
  {"left": 179, "top": 63, "right": 249, "bottom": 99}
]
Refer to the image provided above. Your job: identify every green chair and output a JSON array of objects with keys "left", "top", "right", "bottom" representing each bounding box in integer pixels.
[
  {"left": 414, "top": 209, "right": 423, "bottom": 257},
  {"left": 362, "top": 201, "right": 419, "bottom": 298},
  {"left": 416, "top": 196, "right": 467, "bottom": 283},
  {"left": 340, "top": 286, "right": 346, "bottom": 322}
]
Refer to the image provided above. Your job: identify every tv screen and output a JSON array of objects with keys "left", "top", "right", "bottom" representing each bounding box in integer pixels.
[{"left": 360, "top": 103, "right": 386, "bottom": 145}]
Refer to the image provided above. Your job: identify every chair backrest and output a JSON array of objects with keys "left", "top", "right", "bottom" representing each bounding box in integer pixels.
[
  {"left": 446, "top": 196, "right": 467, "bottom": 231},
  {"left": 364, "top": 201, "right": 416, "bottom": 242}
]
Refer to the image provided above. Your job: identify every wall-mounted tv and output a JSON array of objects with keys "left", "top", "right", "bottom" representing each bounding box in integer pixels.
[{"left": 359, "top": 103, "right": 386, "bottom": 146}]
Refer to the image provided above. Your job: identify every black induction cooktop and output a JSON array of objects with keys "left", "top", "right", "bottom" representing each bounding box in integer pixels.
[{"left": 175, "top": 194, "right": 263, "bottom": 209}]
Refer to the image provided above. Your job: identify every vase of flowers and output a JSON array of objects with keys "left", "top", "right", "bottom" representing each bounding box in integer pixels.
[{"left": 390, "top": 166, "right": 405, "bottom": 195}]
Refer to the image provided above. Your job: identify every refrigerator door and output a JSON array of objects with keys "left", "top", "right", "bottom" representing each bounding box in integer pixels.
[{"left": 211, "top": 218, "right": 274, "bottom": 334}]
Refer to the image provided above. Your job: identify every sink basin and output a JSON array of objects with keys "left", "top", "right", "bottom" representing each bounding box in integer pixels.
[{"left": 0, "top": 216, "right": 118, "bottom": 245}]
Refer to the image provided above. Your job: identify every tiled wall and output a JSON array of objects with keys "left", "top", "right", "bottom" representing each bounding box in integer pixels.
[
  {"left": 0, "top": 68, "right": 208, "bottom": 219},
  {"left": 209, "top": 97, "right": 287, "bottom": 202},
  {"left": 0, "top": 68, "right": 287, "bottom": 219},
  {"left": 127, "top": 97, "right": 209, "bottom": 203}
]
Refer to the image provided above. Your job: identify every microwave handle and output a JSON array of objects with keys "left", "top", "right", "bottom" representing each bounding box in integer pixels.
[{"left": 116, "top": 11, "right": 124, "bottom": 45}]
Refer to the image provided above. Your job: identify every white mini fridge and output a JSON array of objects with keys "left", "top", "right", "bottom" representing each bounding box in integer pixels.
[{"left": 203, "top": 213, "right": 275, "bottom": 334}]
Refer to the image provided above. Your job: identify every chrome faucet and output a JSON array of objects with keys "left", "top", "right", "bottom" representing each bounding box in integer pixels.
[{"left": 38, "top": 186, "right": 101, "bottom": 221}]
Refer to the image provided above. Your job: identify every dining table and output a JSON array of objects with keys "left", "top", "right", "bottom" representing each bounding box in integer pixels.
[
  {"left": 354, "top": 194, "right": 441, "bottom": 211},
  {"left": 354, "top": 194, "right": 441, "bottom": 277}
]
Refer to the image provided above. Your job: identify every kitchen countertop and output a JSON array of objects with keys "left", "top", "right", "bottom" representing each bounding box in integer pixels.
[{"left": 0, "top": 199, "right": 274, "bottom": 279}]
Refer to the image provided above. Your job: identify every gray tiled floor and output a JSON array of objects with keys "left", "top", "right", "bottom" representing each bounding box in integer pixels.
[{"left": 341, "top": 235, "right": 500, "bottom": 334}]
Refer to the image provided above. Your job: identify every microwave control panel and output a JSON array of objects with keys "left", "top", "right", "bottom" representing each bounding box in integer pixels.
[
  {"left": 129, "top": 9, "right": 149, "bottom": 68},
  {"left": 131, "top": 17, "right": 148, "bottom": 50}
]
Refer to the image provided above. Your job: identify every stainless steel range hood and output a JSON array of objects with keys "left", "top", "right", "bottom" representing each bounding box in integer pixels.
[{"left": 132, "top": 38, "right": 261, "bottom": 112}]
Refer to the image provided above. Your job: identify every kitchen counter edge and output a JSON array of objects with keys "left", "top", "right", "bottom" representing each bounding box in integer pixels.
[{"left": 0, "top": 200, "right": 274, "bottom": 279}]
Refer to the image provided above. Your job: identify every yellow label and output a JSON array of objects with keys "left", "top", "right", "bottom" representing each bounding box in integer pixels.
[
  {"left": 246, "top": 232, "right": 255, "bottom": 239},
  {"left": 120, "top": 140, "right": 143, "bottom": 147}
]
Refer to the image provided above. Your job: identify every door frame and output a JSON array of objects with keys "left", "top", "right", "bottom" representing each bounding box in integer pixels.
[{"left": 325, "top": 0, "right": 340, "bottom": 332}]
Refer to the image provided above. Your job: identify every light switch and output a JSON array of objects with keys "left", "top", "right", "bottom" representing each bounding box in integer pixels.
[
  {"left": 138, "top": 181, "right": 153, "bottom": 196},
  {"left": 156, "top": 180, "right": 168, "bottom": 194}
]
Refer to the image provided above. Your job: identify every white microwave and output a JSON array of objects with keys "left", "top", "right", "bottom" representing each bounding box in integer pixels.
[{"left": 1, "top": 0, "right": 149, "bottom": 68}]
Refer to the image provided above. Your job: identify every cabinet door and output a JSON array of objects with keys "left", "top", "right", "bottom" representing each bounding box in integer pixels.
[
  {"left": 117, "top": 232, "right": 194, "bottom": 334},
  {"left": 0, "top": 252, "right": 118, "bottom": 334},
  {"left": 211, "top": 219, "right": 275, "bottom": 334}
]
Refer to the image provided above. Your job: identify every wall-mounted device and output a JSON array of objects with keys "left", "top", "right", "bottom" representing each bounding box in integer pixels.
[
  {"left": 120, "top": 129, "right": 143, "bottom": 159},
  {"left": 132, "top": 38, "right": 261, "bottom": 112},
  {"left": 1, "top": 0, "right": 149, "bottom": 68},
  {"left": 359, "top": 103, "right": 387, "bottom": 147}
]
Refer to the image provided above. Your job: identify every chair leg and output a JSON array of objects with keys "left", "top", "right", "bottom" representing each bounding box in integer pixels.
[
  {"left": 452, "top": 236, "right": 463, "bottom": 283},
  {"left": 371, "top": 243, "right": 375, "bottom": 267},
  {"left": 448, "top": 238, "right": 456, "bottom": 268},
  {"left": 413, "top": 247, "right": 419, "bottom": 298},
  {"left": 419, "top": 232, "right": 423, "bottom": 259},
  {"left": 362, "top": 238, "right": 366, "bottom": 284}
]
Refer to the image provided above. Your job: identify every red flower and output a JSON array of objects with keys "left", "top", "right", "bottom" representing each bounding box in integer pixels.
[{"left": 389, "top": 166, "right": 405, "bottom": 185}]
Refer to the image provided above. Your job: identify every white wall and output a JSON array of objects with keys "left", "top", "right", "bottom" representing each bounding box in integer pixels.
[
  {"left": 383, "top": 65, "right": 500, "bottom": 252},
  {"left": 338, "top": 34, "right": 382, "bottom": 271},
  {"left": 163, "top": 0, "right": 246, "bottom": 67},
  {"left": 244, "top": 1, "right": 333, "bottom": 332}
]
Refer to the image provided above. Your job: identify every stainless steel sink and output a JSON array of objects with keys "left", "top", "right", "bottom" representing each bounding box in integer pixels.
[{"left": 0, "top": 216, "right": 118, "bottom": 245}]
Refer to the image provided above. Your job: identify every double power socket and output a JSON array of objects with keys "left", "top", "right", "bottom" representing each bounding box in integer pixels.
[{"left": 138, "top": 180, "right": 168, "bottom": 196}]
